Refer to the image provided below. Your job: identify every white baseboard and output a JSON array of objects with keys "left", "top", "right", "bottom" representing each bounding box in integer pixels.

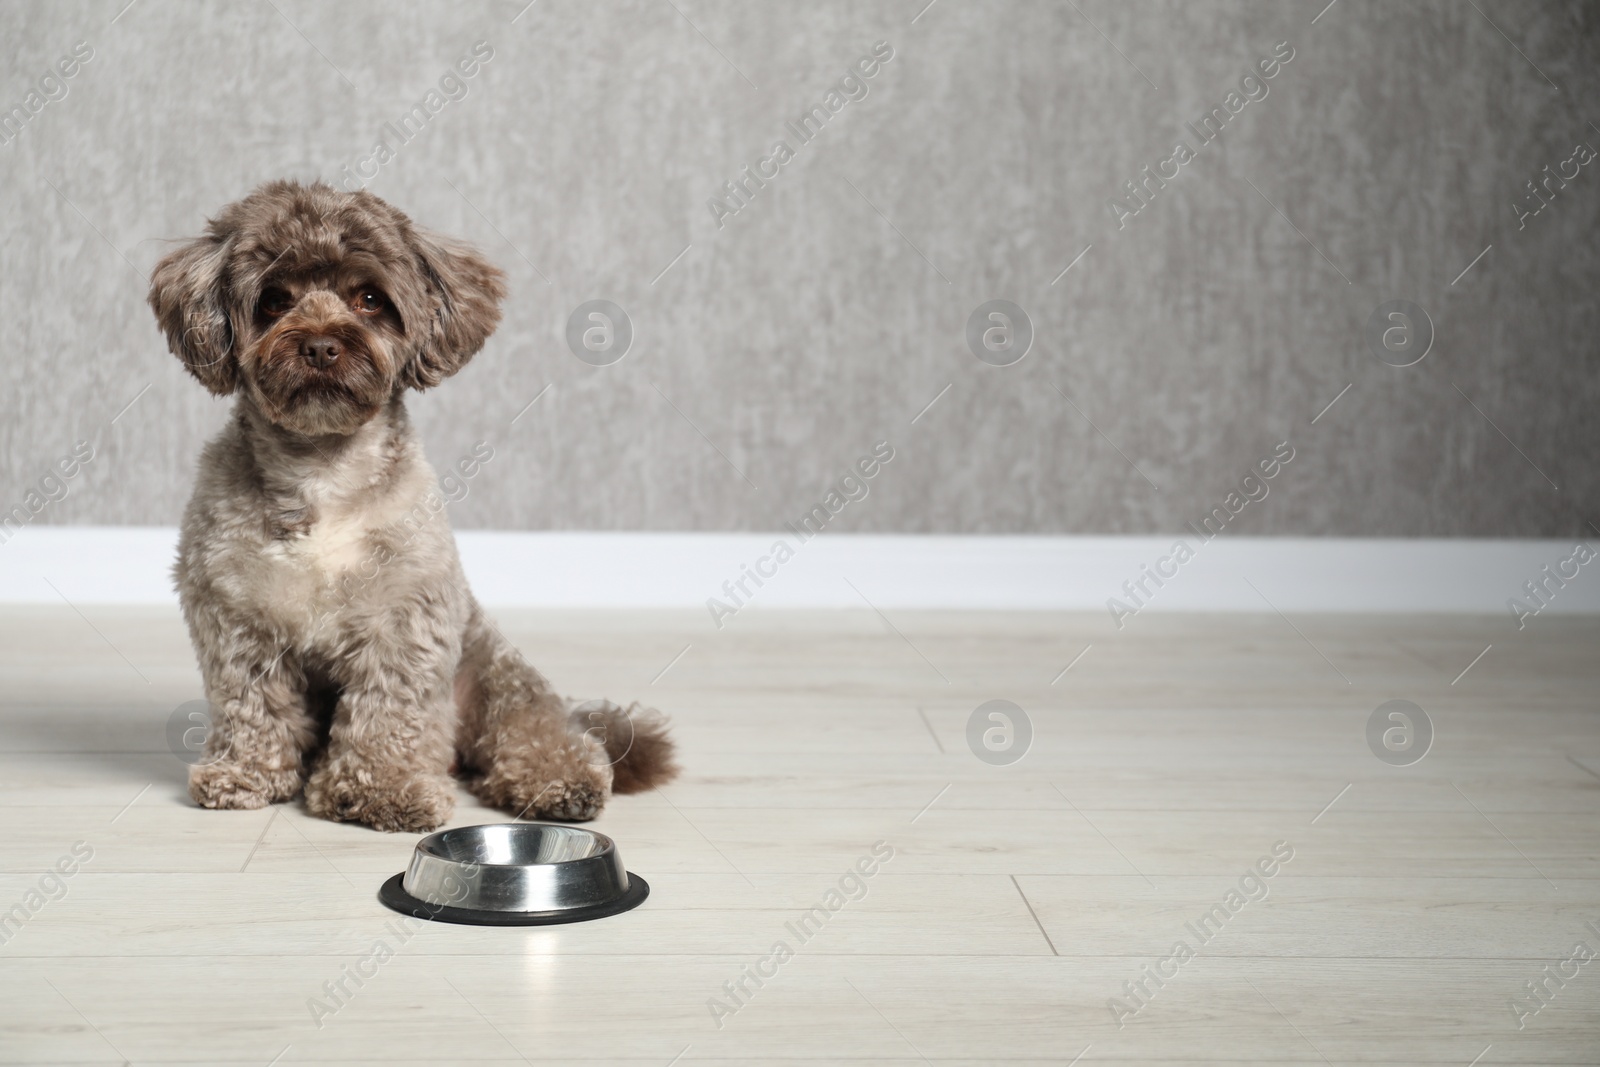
[{"left": 0, "top": 526, "right": 1595, "bottom": 617}]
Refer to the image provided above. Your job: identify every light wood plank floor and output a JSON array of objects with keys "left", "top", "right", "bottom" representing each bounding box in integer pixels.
[{"left": 0, "top": 606, "right": 1596, "bottom": 1065}]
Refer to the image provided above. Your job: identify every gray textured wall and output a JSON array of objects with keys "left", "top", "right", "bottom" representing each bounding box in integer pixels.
[{"left": 1, "top": 0, "right": 1595, "bottom": 536}]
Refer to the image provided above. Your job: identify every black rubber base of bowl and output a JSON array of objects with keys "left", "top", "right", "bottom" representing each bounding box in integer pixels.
[{"left": 378, "top": 872, "right": 650, "bottom": 926}]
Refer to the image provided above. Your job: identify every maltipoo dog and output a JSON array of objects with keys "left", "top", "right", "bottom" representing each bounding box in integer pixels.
[{"left": 148, "top": 180, "right": 676, "bottom": 832}]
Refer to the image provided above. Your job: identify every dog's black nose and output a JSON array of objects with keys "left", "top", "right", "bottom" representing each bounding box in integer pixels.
[{"left": 301, "top": 337, "right": 342, "bottom": 369}]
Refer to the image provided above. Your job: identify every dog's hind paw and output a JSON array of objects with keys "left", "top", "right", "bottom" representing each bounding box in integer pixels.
[{"left": 470, "top": 770, "right": 610, "bottom": 822}]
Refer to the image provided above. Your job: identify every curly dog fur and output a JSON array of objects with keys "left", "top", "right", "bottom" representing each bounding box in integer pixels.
[{"left": 148, "top": 179, "right": 677, "bottom": 832}]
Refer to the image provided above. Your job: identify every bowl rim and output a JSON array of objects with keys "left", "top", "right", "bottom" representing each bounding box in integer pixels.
[{"left": 413, "top": 822, "right": 619, "bottom": 868}]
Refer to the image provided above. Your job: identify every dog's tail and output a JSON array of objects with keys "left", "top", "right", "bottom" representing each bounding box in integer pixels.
[
  {"left": 565, "top": 699, "right": 679, "bottom": 794},
  {"left": 456, "top": 600, "right": 678, "bottom": 819}
]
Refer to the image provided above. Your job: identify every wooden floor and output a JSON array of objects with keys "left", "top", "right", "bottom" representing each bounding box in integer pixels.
[{"left": 1, "top": 606, "right": 1597, "bottom": 1065}]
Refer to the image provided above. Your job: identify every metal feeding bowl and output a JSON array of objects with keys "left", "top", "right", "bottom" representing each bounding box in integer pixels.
[{"left": 378, "top": 823, "right": 649, "bottom": 926}]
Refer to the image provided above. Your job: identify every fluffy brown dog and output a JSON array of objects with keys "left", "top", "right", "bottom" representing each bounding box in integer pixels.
[{"left": 148, "top": 179, "right": 676, "bottom": 832}]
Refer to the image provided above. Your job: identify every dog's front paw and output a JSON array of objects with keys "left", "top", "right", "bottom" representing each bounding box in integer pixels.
[
  {"left": 190, "top": 760, "right": 303, "bottom": 810},
  {"left": 305, "top": 762, "right": 455, "bottom": 833}
]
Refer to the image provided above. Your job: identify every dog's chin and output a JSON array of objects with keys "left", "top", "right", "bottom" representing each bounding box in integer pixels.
[{"left": 264, "top": 383, "right": 387, "bottom": 436}]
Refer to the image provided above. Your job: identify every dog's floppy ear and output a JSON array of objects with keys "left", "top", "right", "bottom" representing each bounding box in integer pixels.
[
  {"left": 401, "top": 229, "right": 507, "bottom": 390},
  {"left": 149, "top": 236, "right": 237, "bottom": 396}
]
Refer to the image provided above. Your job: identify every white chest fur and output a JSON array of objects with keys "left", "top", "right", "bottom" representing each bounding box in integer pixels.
[{"left": 195, "top": 405, "right": 448, "bottom": 644}]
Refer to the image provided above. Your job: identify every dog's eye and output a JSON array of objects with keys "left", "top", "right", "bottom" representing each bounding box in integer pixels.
[
  {"left": 354, "top": 290, "right": 385, "bottom": 315},
  {"left": 259, "top": 289, "right": 294, "bottom": 317}
]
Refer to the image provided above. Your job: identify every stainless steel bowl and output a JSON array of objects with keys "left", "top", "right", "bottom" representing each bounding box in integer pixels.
[{"left": 378, "top": 823, "right": 649, "bottom": 926}]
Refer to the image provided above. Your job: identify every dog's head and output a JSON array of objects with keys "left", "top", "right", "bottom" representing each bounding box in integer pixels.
[{"left": 148, "top": 180, "right": 506, "bottom": 435}]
